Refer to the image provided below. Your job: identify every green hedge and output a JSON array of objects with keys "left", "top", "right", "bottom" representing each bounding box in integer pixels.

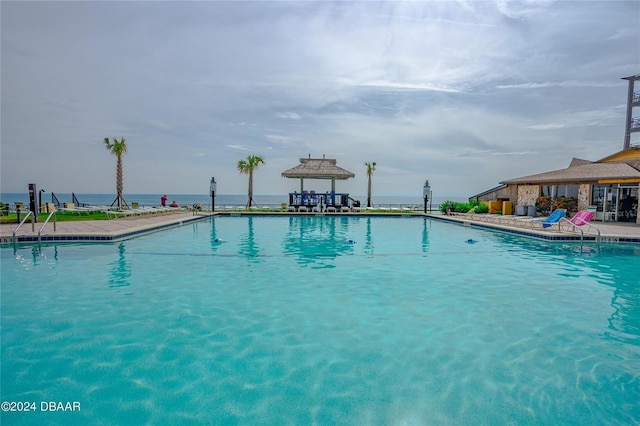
[{"left": 440, "top": 199, "right": 482, "bottom": 214}]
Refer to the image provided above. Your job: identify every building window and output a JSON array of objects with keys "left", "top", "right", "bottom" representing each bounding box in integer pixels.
[
  {"left": 542, "top": 185, "right": 579, "bottom": 198},
  {"left": 591, "top": 185, "right": 606, "bottom": 208}
]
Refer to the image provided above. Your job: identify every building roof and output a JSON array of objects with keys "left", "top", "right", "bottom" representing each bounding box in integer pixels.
[
  {"left": 568, "top": 158, "right": 593, "bottom": 167},
  {"left": 500, "top": 147, "right": 640, "bottom": 185},
  {"left": 500, "top": 162, "right": 640, "bottom": 185},
  {"left": 469, "top": 184, "right": 508, "bottom": 199},
  {"left": 281, "top": 156, "right": 355, "bottom": 180},
  {"left": 597, "top": 146, "right": 640, "bottom": 164}
]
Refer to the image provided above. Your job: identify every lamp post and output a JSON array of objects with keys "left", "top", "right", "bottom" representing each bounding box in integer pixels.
[
  {"left": 39, "top": 189, "right": 45, "bottom": 213},
  {"left": 28, "top": 183, "right": 38, "bottom": 222},
  {"left": 210, "top": 177, "right": 217, "bottom": 212},
  {"left": 423, "top": 180, "right": 431, "bottom": 214}
]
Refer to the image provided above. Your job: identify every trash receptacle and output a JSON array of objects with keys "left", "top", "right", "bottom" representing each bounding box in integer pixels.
[
  {"left": 515, "top": 205, "right": 526, "bottom": 216},
  {"left": 502, "top": 201, "right": 513, "bottom": 216},
  {"left": 527, "top": 205, "right": 536, "bottom": 217}
]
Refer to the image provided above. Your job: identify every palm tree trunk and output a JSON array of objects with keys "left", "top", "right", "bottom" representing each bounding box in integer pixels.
[
  {"left": 247, "top": 171, "right": 254, "bottom": 208},
  {"left": 367, "top": 175, "right": 372, "bottom": 208},
  {"left": 116, "top": 155, "right": 123, "bottom": 209}
]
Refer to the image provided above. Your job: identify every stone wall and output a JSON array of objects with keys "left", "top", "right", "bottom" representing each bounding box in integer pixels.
[
  {"left": 578, "top": 184, "right": 591, "bottom": 211},
  {"left": 516, "top": 185, "right": 539, "bottom": 207}
]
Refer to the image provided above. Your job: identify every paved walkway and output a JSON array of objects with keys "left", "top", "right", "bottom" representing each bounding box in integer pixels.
[
  {"left": 1, "top": 211, "right": 639, "bottom": 244},
  {"left": 434, "top": 213, "right": 640, "bottom": 242},
  {"left": 0, "top": 212, "right": 208, "bottom": 244}
]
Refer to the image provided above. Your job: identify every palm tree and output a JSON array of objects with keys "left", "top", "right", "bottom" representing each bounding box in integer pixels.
[
  {"left": 237, "top": 154, "right": 265, "bottom": 208},
  {"left": 104, "top": 137, "right": 128, "bottom": 209},
  {"left": 364, "top": 161, "right": 376, "bottom": 208}
]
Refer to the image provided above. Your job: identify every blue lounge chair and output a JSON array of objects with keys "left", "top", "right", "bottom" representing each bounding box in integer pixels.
[{"left": 530, "top": 209, "right": 566, "bottom": 230}]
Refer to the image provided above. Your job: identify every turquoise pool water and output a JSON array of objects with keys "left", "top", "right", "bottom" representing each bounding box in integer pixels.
[{"left": 1, "top": 216, "right": 639, "bottom": 425}]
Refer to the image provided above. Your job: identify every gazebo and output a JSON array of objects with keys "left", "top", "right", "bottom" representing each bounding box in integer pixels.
[{"left": 281, "top": 155, "right": 356, "bottom": 211}]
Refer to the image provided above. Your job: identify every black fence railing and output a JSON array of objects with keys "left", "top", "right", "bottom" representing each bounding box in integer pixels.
[
  {"left": 288, "top": 192, "right": 356, "bottom": 209},
  {"left": 51, "top": 192, "right": 62, "bottom": 208}
]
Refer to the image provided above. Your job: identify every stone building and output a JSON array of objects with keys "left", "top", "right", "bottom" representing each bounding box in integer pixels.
[{"left": 470, "top": 74, "right": 640, "bottom": 223}]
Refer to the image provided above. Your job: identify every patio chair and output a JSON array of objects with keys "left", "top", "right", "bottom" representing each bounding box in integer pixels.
[
  {"left": 560, "top": 210, "right": 601, "bottom": 239},
  {"left": 528, "top": 209, "right": 567, "bottom": 230},
  {"left": 565, "top": 210, "right": 594, "bottom": 226}
]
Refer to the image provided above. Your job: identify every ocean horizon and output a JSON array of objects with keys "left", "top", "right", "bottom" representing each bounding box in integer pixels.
[{"left": 1, "top": 192, "right": 468, "bottom": 209}]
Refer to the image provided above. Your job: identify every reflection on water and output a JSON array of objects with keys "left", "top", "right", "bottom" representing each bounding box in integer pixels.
[
  {"left": 108, "top": 242, "right": 131, "bottom": 287},
  {"left": 364, "top": 217, "right": 373, "bottom": 255},
  {"left": 210, "top": 216, "right": 220, "bottom": 253},
  {"left": 239, "top": 216, "right": 261, "bottom": 262},
  {"left": 422, "top": 217, "right": 430, "bottom": 253},
  {"left": 11, "top": 245, "right": 58, "bottom": 270},
  {"left": 603, "top": 253, "right": 640, "bottom": 343},
  {"left": 282, "top": 216, "right": 355, "bottom": 267}
]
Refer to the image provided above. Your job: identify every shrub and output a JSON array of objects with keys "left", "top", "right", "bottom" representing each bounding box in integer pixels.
[
  {"left": 454, "top": 202, "right": 473, "bottom": 212},
  {"left": 440, "top": 200, "right": 456, "bottom": 214},
  {"left": 474, "top": 203, "right": 489, "bottom": 214},
  {"left": 440, "top": 200, "right": 484, "bottom": 214},
  {"left": 536, "top": 195, "right": 578, "bottom": 215},
  {"left": 553, "top": 196, "right": 578, "bottom": 213},
  {"left": 536, "top": 196, "right": 551, "bottom": 215}
]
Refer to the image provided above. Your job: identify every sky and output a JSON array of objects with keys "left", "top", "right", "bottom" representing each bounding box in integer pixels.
[{"left": 1, "top": 1, "right": 639, "bottom": 199}]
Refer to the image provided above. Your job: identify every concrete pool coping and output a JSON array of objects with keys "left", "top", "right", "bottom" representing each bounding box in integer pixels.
[
  {"left": 429, "top": 213, "right": 640, "bottom": 244},
  {"left": 0, "top": 212, "right": 209, "bottom": 244},
  {"left": 2, "top": 210, "right": 639, "bottom": 245}
]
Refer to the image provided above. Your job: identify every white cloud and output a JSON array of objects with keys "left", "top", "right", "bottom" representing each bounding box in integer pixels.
[
  {"left": 276, "top": 112, "right": 302, "bottom": 120},
  {"left": 1, "top": 0, "right": 637, "bottom": 196},
  {"left": 353, "top": 80, "right": 463, "bottom": 93},
  {"left": 225, "top": 145, "right": 251, "bottom": 151},
  {"left": 497, "top": 81, "right": 621, "bottom": 90}
]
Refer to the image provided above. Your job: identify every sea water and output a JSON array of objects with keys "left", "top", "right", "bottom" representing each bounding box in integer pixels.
[
  {"left": 0, "top": 193, "right": 462, "bottom": 210},
  {"left": 1, "top": 216, "right": 639, "bottom": 424}
]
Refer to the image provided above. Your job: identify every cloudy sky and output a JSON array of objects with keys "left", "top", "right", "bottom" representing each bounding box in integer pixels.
[{"left": 1, "top": 1, "right": 639, "bottom": 199}]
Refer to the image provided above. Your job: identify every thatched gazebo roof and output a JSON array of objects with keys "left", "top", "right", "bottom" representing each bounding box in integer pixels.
[
  {"left": 282, "top": 155, "right": 355, "bottom": 192},
  {"left": 282, "top": 156, "right": 355, "bottom": 180}
]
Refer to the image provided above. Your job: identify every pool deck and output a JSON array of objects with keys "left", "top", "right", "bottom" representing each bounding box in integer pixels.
[
  {"left": 431, "top": 213, "right": 640, "bottom": 243},
  {"left": 1, "top": 211, "right": 639, "bottom": 245},
  {"left": 0, "top": 212, "right": 209, "bottom": 244}
]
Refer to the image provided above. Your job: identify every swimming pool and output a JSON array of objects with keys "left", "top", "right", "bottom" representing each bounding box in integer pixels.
[{"left": 2, "top": 216, "right": 639, "bottom": 424}]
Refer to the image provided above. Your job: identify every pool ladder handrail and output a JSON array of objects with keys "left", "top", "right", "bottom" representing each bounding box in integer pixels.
[
  {"left": 13, "top": 211, "right": 36, "bottom": 244},
  {"left": 38, "top": 211, "right": 57, "bottom": 243},
  {"left": 560, "top": 218, "right": 601, "bottom": 243},
  {"left": 192, "top": 204, "right": 214, "bottom": 216}
]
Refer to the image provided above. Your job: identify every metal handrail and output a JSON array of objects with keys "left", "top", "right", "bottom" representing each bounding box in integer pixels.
[
  {"left": 38, "top": 211, "right": 57, "bottom": 243},
  {"left": 191, "top": 203, "right": 213, "bottom": 216},
  {"left": 560, "top": 218, "right": 601, "bottom": 243},
  {"left": 13, "top": 211, "right": 35, "bottom": 244}
]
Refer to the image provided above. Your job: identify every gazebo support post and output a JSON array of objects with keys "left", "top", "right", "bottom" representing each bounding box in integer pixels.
[{"left": 282, "top": 156, "right": 355, "bottom": 209}]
